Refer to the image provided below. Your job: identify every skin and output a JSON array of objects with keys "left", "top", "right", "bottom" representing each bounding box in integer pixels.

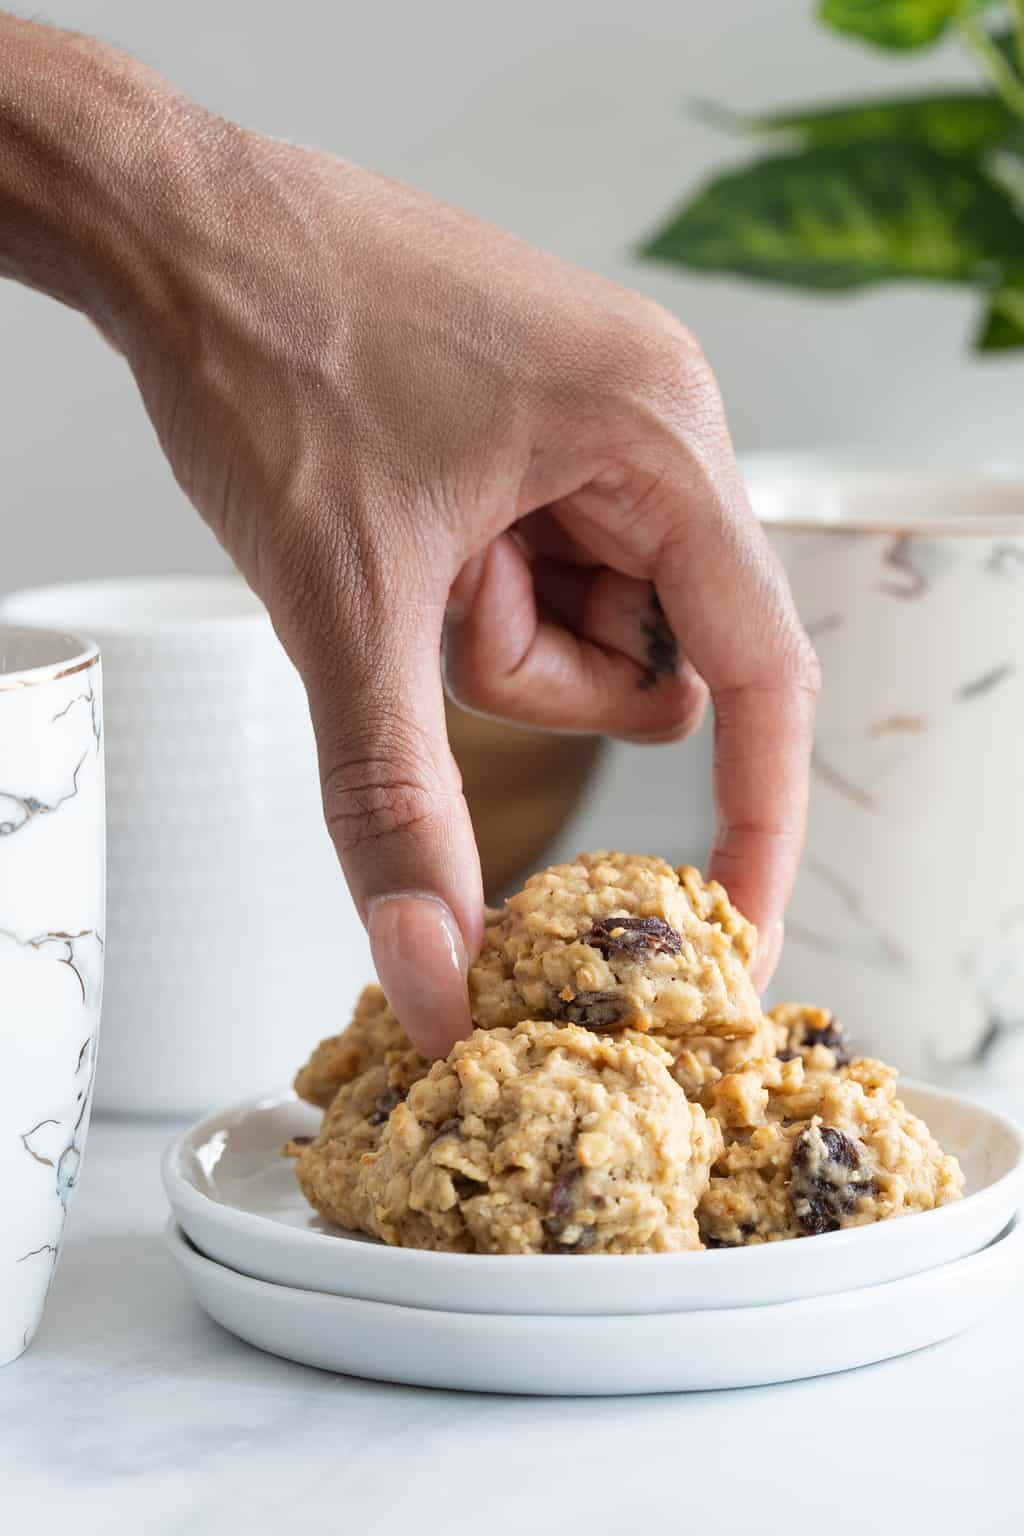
[{"left": 0, "top": 16, "right": 819, "bottom": 1057}]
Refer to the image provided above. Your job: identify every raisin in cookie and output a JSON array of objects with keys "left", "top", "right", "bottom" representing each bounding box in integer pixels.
[
  {"left": 292, "top": 1029, "right": 430, "bottom": 1234},
  {"left": 659, "top": 1001, "right": 853, "bottom": 1098},
  {"left": 469, "top": 851, "right": 760, "bottom": 1040},
  {"left": 352, "top": 1020, "right": 722, "bottom": 1254},
  {"left": 293, "top": 984, "right": 411, "bottom": 1109},
  {"left": 697, "top": 1054, "right": 963, "bottom": 1247},
  {"left": 770, "top": 1001, "right": 852, "bottom": 1071}
]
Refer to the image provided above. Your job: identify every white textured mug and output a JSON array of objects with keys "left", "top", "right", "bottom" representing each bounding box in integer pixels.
[
  {"left": 748, "top": 454, "right": 1024, "bottom": 1101},
  {"left": 0, "top": 577, "right": 371, "bottom": 1115},
  {"left": 0, "top": 625, "right": 104, "bottom": 1366}
]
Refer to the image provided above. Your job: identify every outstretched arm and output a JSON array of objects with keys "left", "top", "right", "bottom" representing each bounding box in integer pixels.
[{"left": 0, "top": 14, "right": 819, "bottom": 1054}]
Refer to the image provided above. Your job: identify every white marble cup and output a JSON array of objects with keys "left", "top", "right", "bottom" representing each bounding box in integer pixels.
[
  {"left": 0, "top": 577, "right": 371, "bottom": 1115},
  {"left": 747, "top": 455, "right": 1024, "bottom": 1098},
  {"left": 0, "top": 625, "right": 105, "bottom": 1366}
]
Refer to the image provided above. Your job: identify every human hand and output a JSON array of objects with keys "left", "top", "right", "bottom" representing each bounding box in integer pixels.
[{"left": 22, "top": 39, "right": 818, "bottom": 1055}]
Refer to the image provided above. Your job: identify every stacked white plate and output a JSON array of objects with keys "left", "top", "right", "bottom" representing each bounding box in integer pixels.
[{"left": 163, "top": 1083, "right": 1024, "bottom": 1395}]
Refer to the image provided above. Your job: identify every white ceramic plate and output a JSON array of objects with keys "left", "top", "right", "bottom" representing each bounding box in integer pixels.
[
  {"left": 167, "top": 1214, "right": 1024, "bottom": 1395},
  {"left": 162, "top": 1083, "right": 1024, "bottom": 1315}
]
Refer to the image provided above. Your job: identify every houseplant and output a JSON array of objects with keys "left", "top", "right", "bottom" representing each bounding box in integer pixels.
[
  {"left": 641, "top": 2, "right": 1024, "bottom": 1093},
  {"left": 642, "top": 0, "right": 1024, "bottom": 350}
]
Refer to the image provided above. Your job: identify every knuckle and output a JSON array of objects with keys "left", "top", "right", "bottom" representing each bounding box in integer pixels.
[
  {"left": 642, "top": 325, "right": 716, "bottom": 405},
  {"left": 596, "top": 305, "right": 714, "bottom": 406},
  {"left": 785, "top": 629, "right": 822, "bottom": 696},
  {"left": 321, "top": 756, "right": 443, "bottom": 858},
  {"left": 628, "top": 293, "right": 697, "bottom": 346},
  {"left": 758, "top": 552, "right": 822, "bottom": 698}
]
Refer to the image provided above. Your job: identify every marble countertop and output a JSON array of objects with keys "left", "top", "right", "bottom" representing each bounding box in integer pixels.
[{"left": 2, "top": 1116, "right": 1022, "bottom": 1536}]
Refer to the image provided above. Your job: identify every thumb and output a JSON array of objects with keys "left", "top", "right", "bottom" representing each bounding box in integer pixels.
[{"left": 304, "top": 610, "right": 483, "bottom": 1060}]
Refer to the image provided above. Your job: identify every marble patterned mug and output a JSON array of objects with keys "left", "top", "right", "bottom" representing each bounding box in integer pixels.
[
  {"left": 0, "top": 625, "right": 104, "bottom": 1366},
  {"left": 747, "top": 455, "right": 1024, "bottom": 1104}
]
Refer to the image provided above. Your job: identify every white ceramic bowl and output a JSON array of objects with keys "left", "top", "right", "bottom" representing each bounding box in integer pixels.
[
  {"left": 162, "top": 1082, "right": 1024, "bottom": 1316},
  {"left": 166, "top": 1214, "right": 1024, "bottom": 1395},
  {"left": 0, "top": 577, "right": 371, "bottom": 1115}
]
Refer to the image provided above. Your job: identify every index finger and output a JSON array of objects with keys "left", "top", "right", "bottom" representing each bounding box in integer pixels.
[{"left": 654, "top": 460, "right": 819, "bottom": 979}]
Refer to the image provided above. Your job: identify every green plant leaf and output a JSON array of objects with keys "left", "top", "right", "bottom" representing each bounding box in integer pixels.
[
  {"left": 977, "top": 273, "right": 1024, "bottom": 347},
  {"left": 992, "top": 25, "right": 1019, "bottom": 66},
  {"left": 819, "top": 0, "right": 992, "bottom": 51},
  {"left": 640, "top": 141, "right": 1024, "bottom": 290},
  {"left": 718, "top": 91, "right": 1015, "bottom": 156}
]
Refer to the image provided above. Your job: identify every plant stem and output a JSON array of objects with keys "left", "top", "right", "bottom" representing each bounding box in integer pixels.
[{"left": 958, "top": 10, "right": 1024, "bottom": 123}]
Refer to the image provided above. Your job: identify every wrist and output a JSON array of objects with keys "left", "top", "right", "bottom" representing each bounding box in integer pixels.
[{"left": 0, "top": 17, "right": 217, "bottom": 347}]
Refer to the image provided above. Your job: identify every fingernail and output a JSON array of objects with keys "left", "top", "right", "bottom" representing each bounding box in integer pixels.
[
  {"left": 753, "top": 920, "right": 785, "bottom": 994},
  {"left": 366, "top": 893, "right": 472, "bottom": 1059}
]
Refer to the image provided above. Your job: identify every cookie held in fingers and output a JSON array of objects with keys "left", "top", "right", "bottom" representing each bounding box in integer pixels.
[{"left": 469, "top": 851, "right": 760, "bottom": 1039}]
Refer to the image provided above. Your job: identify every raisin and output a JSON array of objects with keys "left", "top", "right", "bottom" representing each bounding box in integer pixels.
[
  {"left": 288, "top": 1134, "right": 314, "bottom": 1147},
  {"left": 817, "top": 1126, "right": 859, "bottom": 1169},
  {"left": 777, "top": 1048, "right": 799, "bottom": 1062},
  {"left": 587, "top": 914, "right": 683, "bottom": 959},
  {"left": 795, "top": 1193, "right": 833, "bottom": 1237},
  {"left": 451, "top": 1174, "right": 481, "bottom": 1201},
  {"left": 544, "top": 1226, "right": 596, "bottom": 1255},
  {"left": 368, "top": 1088, "right": 402, "bottom": 1126},
  {"left": 792, "top": 1123, "right": 859, "bottom": 1178},
  {"left": 547, "top": 1163, "right": 581, "bottom": 1224},
  {"left": 790, "top": 1123, "right": 868, "bottom": 1235},
  {"left": 543, "top": 1163, "right": 595, "bottom": 1253},
  {"left": 806, "top": 1021, "right": 851, "bottom": 1065},
  {"left": 552, "top": 989, "right": 623, "bottom": 1029},
  {"left": 704, "top": 1219, "right": 756, "bottom": 1250},
  {"left": 788, "top": 1010, "right": 852, "bottom": 1066}
]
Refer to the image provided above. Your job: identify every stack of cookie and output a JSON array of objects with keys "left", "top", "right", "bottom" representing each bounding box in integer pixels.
[{"left": 288, "top": 851, "right": 963, "bottom": 1255}]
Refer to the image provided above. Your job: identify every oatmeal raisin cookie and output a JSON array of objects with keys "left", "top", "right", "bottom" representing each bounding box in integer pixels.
[
  {"left": 353, "top": 1019, "right": 722, "bottom": 1253},
  {"left": 292, "top": 1030, "right": 430, "bottom": 1234},
  {"left": 293, "top": 984, "right": 411, "bottom": 1109},
  {"left": 697, "top": 1054, "right": 963, "bottom": 1247},
  {"left": 469, "top": 851, "right": 760, "bottom": 1040}
]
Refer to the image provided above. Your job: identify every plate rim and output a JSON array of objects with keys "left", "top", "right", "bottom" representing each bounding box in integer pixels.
[
  {"left": 165, "top": 1209, "right": 1023, "bottom": 1322},
  {"left": 161, "top": 1078, "right": 1024, "bottom": 1275}
]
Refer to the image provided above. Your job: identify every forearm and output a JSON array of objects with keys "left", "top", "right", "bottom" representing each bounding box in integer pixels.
[{"left": 0, "top": 14, "right": 202, "bottom": 340}]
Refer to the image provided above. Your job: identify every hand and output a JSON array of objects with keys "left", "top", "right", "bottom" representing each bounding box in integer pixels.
[{"left": 0, "top": 24, "right": 819, "bottom": 1055}]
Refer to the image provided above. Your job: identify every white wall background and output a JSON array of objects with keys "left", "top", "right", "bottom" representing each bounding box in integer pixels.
[{"left": 2, "top": 0, "right": 1019, "bottom": 862}]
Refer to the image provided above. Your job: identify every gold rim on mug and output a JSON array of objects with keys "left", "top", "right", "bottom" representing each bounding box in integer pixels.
[{"left": 0, "top": 625, "right": 99, "bottom": 692}]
